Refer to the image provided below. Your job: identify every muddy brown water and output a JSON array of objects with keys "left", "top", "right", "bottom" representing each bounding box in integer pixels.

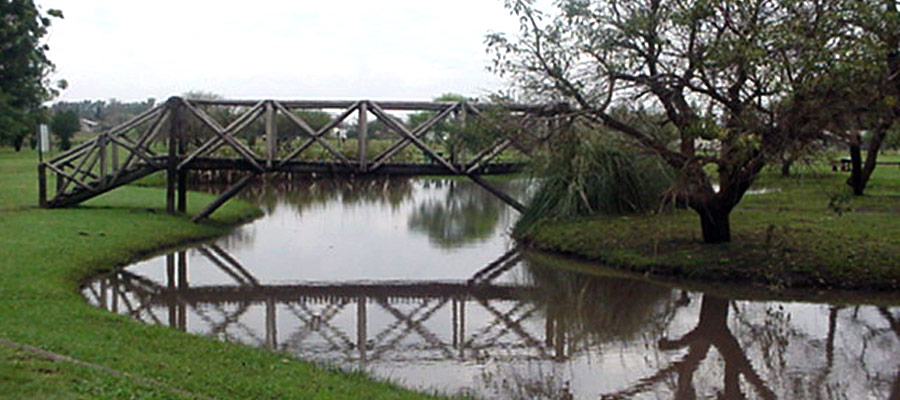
[{"left": 84, "top": 177, "right": 900, "bottom": 399}]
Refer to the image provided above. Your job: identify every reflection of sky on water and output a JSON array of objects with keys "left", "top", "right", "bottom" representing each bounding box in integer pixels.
[
  {"left": 128, "top": 178, "right": 521, "bottom": 285},
  {"left": 86, "top": 178, "right": 900, "bottom": 399}
]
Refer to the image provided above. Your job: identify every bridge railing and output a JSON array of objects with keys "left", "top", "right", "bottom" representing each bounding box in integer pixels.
[
  {"left": 39, "top": 97, "right": 570, "bottom": 214},
  {"left": 39, "top": 104, "right": 171, "bottom": 207}
]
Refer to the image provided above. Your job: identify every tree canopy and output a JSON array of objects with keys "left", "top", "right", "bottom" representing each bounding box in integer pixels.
[
  {"left": 49, "top": 110, "right": 79, "bottom": 150},
  {"left": 0, "top": 1, "right": 63, "bottom": 150},
  {"left": 487, "top": 0, "right": 896, "bottom": 243}
]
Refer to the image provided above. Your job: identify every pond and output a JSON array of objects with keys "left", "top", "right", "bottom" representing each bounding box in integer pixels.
[{"left": 83, "top": 177, "right": 900, "bottom": 399}]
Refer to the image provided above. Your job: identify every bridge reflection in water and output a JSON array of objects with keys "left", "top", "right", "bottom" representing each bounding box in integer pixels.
[
  {"left": 84, "top": 246, "right": 572, "bottom": 367},
  {"left": 83, "top": 243, "right": 900, "bottom": 399}
]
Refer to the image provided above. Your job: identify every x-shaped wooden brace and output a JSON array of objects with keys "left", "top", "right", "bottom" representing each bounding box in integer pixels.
[
  {"left": 179, "top": 99, "right": 266, "bottom": 172},
  {"left": 370, "top": 298, "right": 455, "bottom": 360}
]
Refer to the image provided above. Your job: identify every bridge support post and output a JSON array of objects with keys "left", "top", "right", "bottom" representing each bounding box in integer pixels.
[
  {"left": 166, "top": 254, "right": 177, "bottom": 327},
  {"left": 177, "top": 251, "right": 188, "bottom": 332},
  {"left": 358, "top": 102, "right": 368, "bottom": 172},
  {"left": 166, "top": 99, "right": 179, "bottom": 214},
  {"left": 357, "top": 296, "right": 367, "bottom": 362},
  {"left": 176, "top": 105, "right": 187, "bottom": 214},
  {"left": 265, "top": 101, "right": 276, "bottom": 169},
  {"left": 266, "top": 297, "right": 277, "bottom": 350},
  {"left": 38, "top": 163, "right": 47, "bottom": 208},
  {"left": 165, "top": 98, "right": 187, "bottom": 214}
]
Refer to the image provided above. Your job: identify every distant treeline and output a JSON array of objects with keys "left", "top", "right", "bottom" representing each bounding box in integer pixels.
[{"left": 51, "top": 98, "right": 157, "bottom": 131}]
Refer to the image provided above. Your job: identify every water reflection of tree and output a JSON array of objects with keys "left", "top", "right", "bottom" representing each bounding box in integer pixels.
[
  {"left": 407, "top": 179, "right": 520, "bottom": 249},
  {"left": 523, "top": 260, "right": 677, "bottom": 345},
  {"left": 212, "top": 177, "right": 414, "bottom": 217},
  {"left": 477, "top": 259, "right": 679, "bottom": 400}
]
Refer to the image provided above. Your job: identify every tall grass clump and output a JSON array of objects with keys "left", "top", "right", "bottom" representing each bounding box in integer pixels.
[{"left": 515, "top": 131, "right": 673, "bottom": 235}]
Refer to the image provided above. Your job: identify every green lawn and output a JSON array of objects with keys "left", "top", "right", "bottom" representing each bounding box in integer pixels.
[
  {"left": 520, "top": 157, "right": 900, "bottom": 290},
  {"left": 0, "top": 148, "right": 446, "bottom": 399}
]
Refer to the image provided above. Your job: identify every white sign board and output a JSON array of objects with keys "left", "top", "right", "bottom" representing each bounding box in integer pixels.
[{"left": 39, "top": 124, "right": 50, "bottom": 153}]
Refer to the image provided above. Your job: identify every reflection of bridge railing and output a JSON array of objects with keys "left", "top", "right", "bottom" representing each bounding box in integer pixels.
[{"left": 84, "top": 245, "right": 570, "bottom": 364}]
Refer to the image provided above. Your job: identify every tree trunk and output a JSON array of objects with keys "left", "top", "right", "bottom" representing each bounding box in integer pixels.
[
  {"left": 858, "top": 122, "right": 892, "bottom": 194},
  {"left": 780, "top": 158, "right": 793, "bottom": 177},
  {"left": 846, "top": 123, "right": 892, "bottom": 196},
  {"left": 847, "top": 139, "right": 864, "bottom": 196},
  {"left": 696, "top": 203, "right": 732, "bottom": 244}
]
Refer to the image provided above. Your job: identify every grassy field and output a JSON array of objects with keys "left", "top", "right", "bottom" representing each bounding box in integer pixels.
[
  {"left": 0, "top": 148, "right": 445, "bottom": 399},
  {"left": 519, "top": 157, "right": 900, "bottom": 290}
]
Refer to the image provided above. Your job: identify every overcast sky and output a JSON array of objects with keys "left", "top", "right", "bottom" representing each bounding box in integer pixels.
[{"left": 38, "top": 0, "right": 523, "bottom": 103}]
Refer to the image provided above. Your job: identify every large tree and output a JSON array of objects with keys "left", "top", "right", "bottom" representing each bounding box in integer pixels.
[
  {"left": 0, "top": 1, "right": 63, "bottom": 150},
  {"left": 488, "top": 0, "right": 848, "bottom": 243}
]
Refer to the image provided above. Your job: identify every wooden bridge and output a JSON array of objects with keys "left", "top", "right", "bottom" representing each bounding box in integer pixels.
[{"left": 39, "top": 97, "right": 569, "bottom": 219}]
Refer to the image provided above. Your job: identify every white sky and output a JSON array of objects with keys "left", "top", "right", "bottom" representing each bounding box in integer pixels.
[{"left": 37, "top": 0, "right": 522, "bottom": 103}]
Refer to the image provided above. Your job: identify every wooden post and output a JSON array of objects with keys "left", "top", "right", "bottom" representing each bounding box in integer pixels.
[
  {"left": 111, "top": 140, "right": 119, "bottom": 172},
  {"left": 175, "top": 105, "right": 187, "bottom": 213},
  {"left": 265, "top": 101, "right": 275, "bottom": 168},
  {"left": 358, "top": 101, "right": 368, "bottom": 172},
  {"left": 98, "top": 135, "right": 107, "bottom": 187},
  {"left": 458, "top": 102, "right": 467, "bottom": 167},
  {"left": 166, "top": 98, "right": 179, "bottom": 214},
  {"left": 166, "top": 253, "right": 177, "bottom": 328},
  {"left": 458, "top": 297, "right": 466, "bottom": 358},
  {"left": 38, "top": 164, "right": 47, "bottom": 207},
  {"left": 357, "top": 296, "right": 367, "bottom": 362},
  {"left": 266, "top": 297, "right": 277, "bottom": 350},
  {"left": 177, "top": 250, "right": 187, "bottom": 332},
  {"left": 56, "top": 171, "right": 64, "bottom": 196}
]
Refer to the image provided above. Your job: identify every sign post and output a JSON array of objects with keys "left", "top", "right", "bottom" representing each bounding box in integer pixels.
[{"left": 38, "top": 124, "right": 50, "bottom": 163}]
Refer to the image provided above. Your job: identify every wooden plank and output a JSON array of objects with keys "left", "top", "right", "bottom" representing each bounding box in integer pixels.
[
  {"left": 189, "top": 98, "right": 558, "bottom": 112},
  {"left": 167, "top": 105, "right": 178, "bottom": 214},
  {"left": 358, "top": 102, "right": 368, "bottom": 172},
  {"left": 109, "top": 135, "right": 158, "bottom": 167},
  {"left": 106, "top": 104, "right": 165, "bottom": 138},
  {"left": 98, "top": 135, "right": 107, "bottom": 188},
  {"left": 54, "top": 143, "right": 97, "bottom": 194},
  {"left": 191, "top": 173, "right": 257, "bottom": 222},
  {"left": 44, "top": 162, "right": 93, "bottom": 192},
  {"left": 115, "top": 109, "right": 169, "bottom": 176},
  {"left": 467, "top": 174, "right": 525, "bottom": 212},
  {"left": 265, "top": 101, "right": 275, "bottom": 168},
  {"left": 466, "top": 138, "right": 513, "bottom": 174},
  {"left": 368, "top": 102, "right": 459, "bottom": 174},
  {"left": 176, "top": 107, "right": 187, "bottom": 214},
  {"left": 38, "top": 164, "right": 47, "bottom": 207},
  {"left": 47, "top": 139, "right": 93, "bottom": 165}
]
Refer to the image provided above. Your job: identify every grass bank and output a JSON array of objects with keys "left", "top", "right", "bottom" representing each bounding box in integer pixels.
[
  {"left": 0, "top": 148, "right": 443, "bottom": 399},
  {"left": 518, "top": 160, "right": 900, "bottom": 291}
]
